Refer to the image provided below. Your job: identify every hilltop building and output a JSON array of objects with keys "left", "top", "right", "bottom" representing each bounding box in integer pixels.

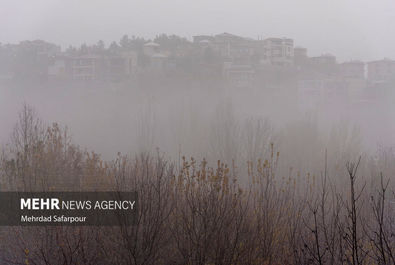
[
  {"left": 309, "top": 54, "right": 337, "bottom": 75},
  {"left": 367, "top": 58, "right": 395, "bottom": 83},
  {"left": 260, "top": 38, "right": 294, "bottom": 66},
  {"left": 193, "top": 35, "right": 215, "bottom": 44},
  {"left": 47, "top": 58, "right": 67, "bottom": 80},
  {"left": 211, "top": 32, "right": 255, "bottom": 63},
  {"left": 71, "top": 54, "right": 104, "bottom": 81},
  {"left": 340, "top": 60, "right": 365, "bottom": 79},
  {"left": 106, "top": 51, "right": 138, "bottom": 81},
  {"left": 294, "top": 46, "right": 308, "bottom": 67},
  {"left": 143, "top": 42, "right": 160, "bottom": 56}
]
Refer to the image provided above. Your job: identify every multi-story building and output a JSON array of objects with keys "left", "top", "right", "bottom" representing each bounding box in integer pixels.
[
  {"left": 71, "top": 54, "right": 104, "bottom": 81},
  {"left": 9, "top": 40, "right": 61, "bottom": 80},
  {"left": 106, "top": 51, "right": 138, "bottom": 81},
  {"left": 367, "top": 58, "right": 395, "bottom": 82},
  {"left": 339, "top": 60, "right": 365, "bottom": 79},
  {"left": 193, "top": 35, "right": 215, "bottom": 44},
  {"left": 212, "top": 32, "right": 255, "bottom": 62},
  {"left": 260, "top": 38, "right": 294, "bottom": 66},
  {"left": 47, "top": 57, "right": 67, "bottom": 80},
  {"left": 64, "top": 52, "right": 140, "bottom": 81},
  {"left": 294, "top": 46, "right": 308, "bottom": 67},
  {"left": 309, "top": 53, "right": 337, "bottom": 75},
  {"left": 310, "top": 53, "right": 336, "bottom": 66},
  {"left": 193, "top": 33, "right": 258, "bottom": 64},
  {"left": 143, "top": 42, "right": 160, "bottom": 56}
]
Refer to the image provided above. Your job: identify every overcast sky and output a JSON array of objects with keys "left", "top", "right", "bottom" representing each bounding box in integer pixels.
[{"left": 1, "top": 0, "right": 394, "bottom": 62}]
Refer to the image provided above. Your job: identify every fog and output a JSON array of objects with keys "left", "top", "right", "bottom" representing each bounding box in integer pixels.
[
  {"left": 2, "top": 0, "right": 395, "bottom": 61},
  {"left": 1, "top": 0, "right": 395, "bottom": 178},
  {"left": 1, "top": 78, "right": 394, "bottom": 179},
  {"left": 2, "top": 2, "right": 395, "bottom": 264}
]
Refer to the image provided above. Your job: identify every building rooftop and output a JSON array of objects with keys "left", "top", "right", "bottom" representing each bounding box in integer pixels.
[
  {"left": 151, "top": 53, "right": 168, "bottom": 58},
  {"left": 367, "top": 58, "right": 395, "bottom": 64},
  {"left": 144, "top": 42, "right": 160, "bottom": 47},
  {"left": 72, "top": 54, "right": 102, "bottom": 59},
  {"left": 341, "top": 60, "right": 364, "bottom": 65}
]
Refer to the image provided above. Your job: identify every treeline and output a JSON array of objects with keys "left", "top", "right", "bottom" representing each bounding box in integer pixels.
[
  {"left": 0, "top": 34, "right": 212, "bottom": 81},
  {"left": 0, "top": 106, "right": 394, "bottom": 265}
]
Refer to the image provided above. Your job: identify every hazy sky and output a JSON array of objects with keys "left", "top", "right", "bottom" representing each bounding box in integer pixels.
[{"left": 1, "top": 0, "right": 394, "bottom": 62}]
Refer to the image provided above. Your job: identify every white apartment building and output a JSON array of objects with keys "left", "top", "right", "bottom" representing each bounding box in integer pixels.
[
  {"left": 260, "top": 38, "right": 294, "bottom": 66},
  {"left": 71, "top": 54, "right": 103, "bottom": 81}
]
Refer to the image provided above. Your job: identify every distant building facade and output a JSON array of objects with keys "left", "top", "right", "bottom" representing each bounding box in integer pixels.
[
  {"left": 261, "top": 38, "right": 294, "bottom": 66},
  {"left": 106, "top": 51, "right": 138, "bottom": 81},
  {"left": 193, "top": 35, "right": 215, "bottom": 44},
  {"left": 309, "top": 54, "right": 337, "bottom": 75},
  {"left": 212, "top": 32, "right": 255, "bottom": 62},
  {"left": 47, "top": 58, "right": 67, "bottom": 80},
  {"left": 71, "top": 54, "right": 104, "bottom": 81},
  {"left": 143, "top": 42, "right": 160, "bottom": 56},
  {"left": 367, "top": 58, "right": 395, "bottom": 82},
  {"left": 340, "top": 60, "right": 365, "bottom": 79},
  {"left": 294, "top": 46, "right": 308, "bottom": 67}
]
